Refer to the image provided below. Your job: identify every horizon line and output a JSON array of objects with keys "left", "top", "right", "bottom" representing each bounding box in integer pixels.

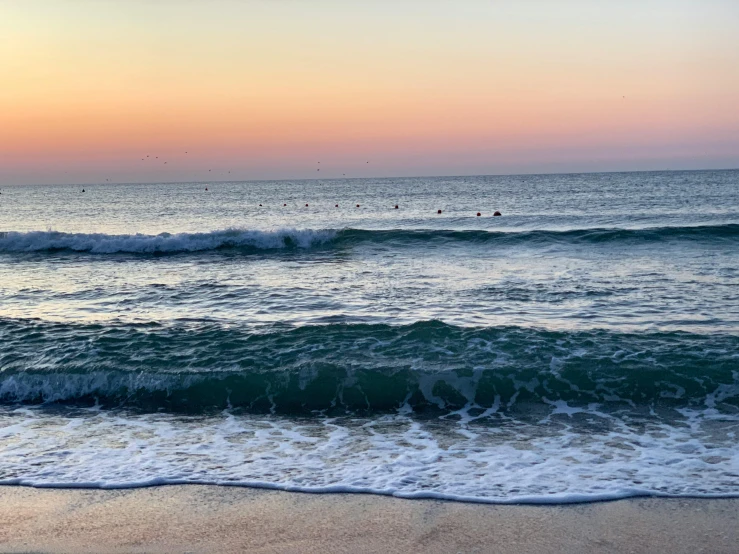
[{"left": 3, "top": 166, "right": 738, "bottom": 188}]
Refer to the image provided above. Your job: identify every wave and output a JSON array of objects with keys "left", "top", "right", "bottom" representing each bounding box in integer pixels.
[
  {"left": 1, "top": 318, "right": 737, "bottom": 414},
  {"left": 0, "top": 224, "right": 737, "bottom": 254},
  {"left": 0, "top": 228, "right": 338, "bottom": 254},
  {"left": 340, "top": 223, "right": 739, "bottom": 247}
]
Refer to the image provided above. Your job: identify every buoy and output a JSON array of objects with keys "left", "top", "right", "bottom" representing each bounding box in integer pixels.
[
  {"left": 82, "top": 189, "right": 85, "bottom": 193},
  {"left": 437, "top": 209, "right": 442, "bottom": 214},
  {"left": 494, "top": 211, "right": 502, "bottom": 216},
  {"left": 284, "top": 203, "right": 287, "bottom": 206},
  {"left": 395, "top": 205, "right": 398, "bottom": 209},
  {"left": 259, "top": 204, "right": 262, "bottom": 207},
  {"left": 356, "top": 204, "right": 360, "bottom": 208},
  {"left": 335, "top": 204, "right": 339, "bottom": 207},
  {"left": 205, "top": 187, "right": 208, "bottom": 191},
  {"left": 477, "top": 212, "right": 481, "bottom": 217},
  {"left": 305, "top": 203, "right": 309, "bottom": 207}
]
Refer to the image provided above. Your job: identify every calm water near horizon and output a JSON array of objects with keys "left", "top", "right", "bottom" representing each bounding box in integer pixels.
[{"left": 0, "top": 170, "right": 738, "bottom": 503}]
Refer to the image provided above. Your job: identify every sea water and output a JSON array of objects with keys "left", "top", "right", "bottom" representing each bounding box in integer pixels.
[{"left": 0, "top": 170, "right": 738, "bottom": 502}]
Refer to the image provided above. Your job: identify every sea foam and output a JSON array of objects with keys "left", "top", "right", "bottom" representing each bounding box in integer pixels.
[{"left": 1, "top": 406, "right": 738, "bottom": 504}]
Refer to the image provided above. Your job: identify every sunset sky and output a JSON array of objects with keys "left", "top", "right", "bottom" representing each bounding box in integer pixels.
[{"left": 1, "top": 0, "right": 738, "bottom": 184}]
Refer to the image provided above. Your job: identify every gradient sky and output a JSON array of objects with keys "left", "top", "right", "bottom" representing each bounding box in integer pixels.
[{"left": 1, "top": 0, "right": 738, "bottom": 184}]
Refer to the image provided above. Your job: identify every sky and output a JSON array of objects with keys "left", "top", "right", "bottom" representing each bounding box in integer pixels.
[{"left": 1, "top": 0, "right": 738, "bottom": 184}]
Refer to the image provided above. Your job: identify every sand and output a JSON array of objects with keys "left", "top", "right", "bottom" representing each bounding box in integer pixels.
[{"left": 0, "top": 486, "right": 737, "bottom": 553}]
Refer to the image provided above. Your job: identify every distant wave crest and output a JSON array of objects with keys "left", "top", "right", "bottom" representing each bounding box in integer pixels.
[
  {"left": 0, "top": 228, "right": 337, "bottom": 254},
  {"left": 0, "top": 224, "right": 737, "bottom": 254}
]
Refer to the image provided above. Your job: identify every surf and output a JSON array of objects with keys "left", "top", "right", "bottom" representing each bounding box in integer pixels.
[
  {"left": 2, "top": 318, "right": 737, "bottom": 414},
  {"left": 0, "top": 223, "right": 737, "bottom": 255}
]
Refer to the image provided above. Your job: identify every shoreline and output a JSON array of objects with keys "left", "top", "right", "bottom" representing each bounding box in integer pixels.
[
  {"left": 4, "top": 480, "right": 739, "bottom": 505},
  {"left": 1, "top": 485, "right": 737, "bottom": 553}
]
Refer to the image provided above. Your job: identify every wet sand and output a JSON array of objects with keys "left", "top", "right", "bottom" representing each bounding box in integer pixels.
[{"left": 0, "top": 486, "right": 737, "bottom": 553}]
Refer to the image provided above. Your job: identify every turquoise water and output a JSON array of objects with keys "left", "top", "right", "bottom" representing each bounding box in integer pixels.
[{"left": 1, "top": 170, "right": 738, "bottom": 502}]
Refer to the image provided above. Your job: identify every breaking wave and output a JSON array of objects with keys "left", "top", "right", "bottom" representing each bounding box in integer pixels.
[
  {"left": 0, "top": 224, "right": 737, "bottom": 255},
  {"left": 0, "top": 228, "right": 338, "bottom": 254},
  {"left": 1, "top": 318, "right": 737, "bottom": 414}
]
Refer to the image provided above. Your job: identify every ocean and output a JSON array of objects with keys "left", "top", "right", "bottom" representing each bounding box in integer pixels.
[{"left": 1, "top": 170, "right": 738, "bottom": 503}]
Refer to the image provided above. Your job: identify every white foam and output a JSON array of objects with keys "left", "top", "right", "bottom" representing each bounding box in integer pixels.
[
  {"left": 0, "top": 372, "right": 203, "bottom": 404},
  {"left": 0, "top": 228, "right": 338, "bottom": 254},
  {"left": 1, "top": 407, "right": 737, "bottom": 504}
]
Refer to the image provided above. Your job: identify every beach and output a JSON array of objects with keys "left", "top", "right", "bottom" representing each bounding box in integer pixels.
[
  {"left": 1, "top": 173, "right": 738, "bottom": 552},
  {"left": 1, "top": 486, "right": 737, "bottom": 553},
  {"left": 4, "top": 2, "right": 739, "bottom": 552}
]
